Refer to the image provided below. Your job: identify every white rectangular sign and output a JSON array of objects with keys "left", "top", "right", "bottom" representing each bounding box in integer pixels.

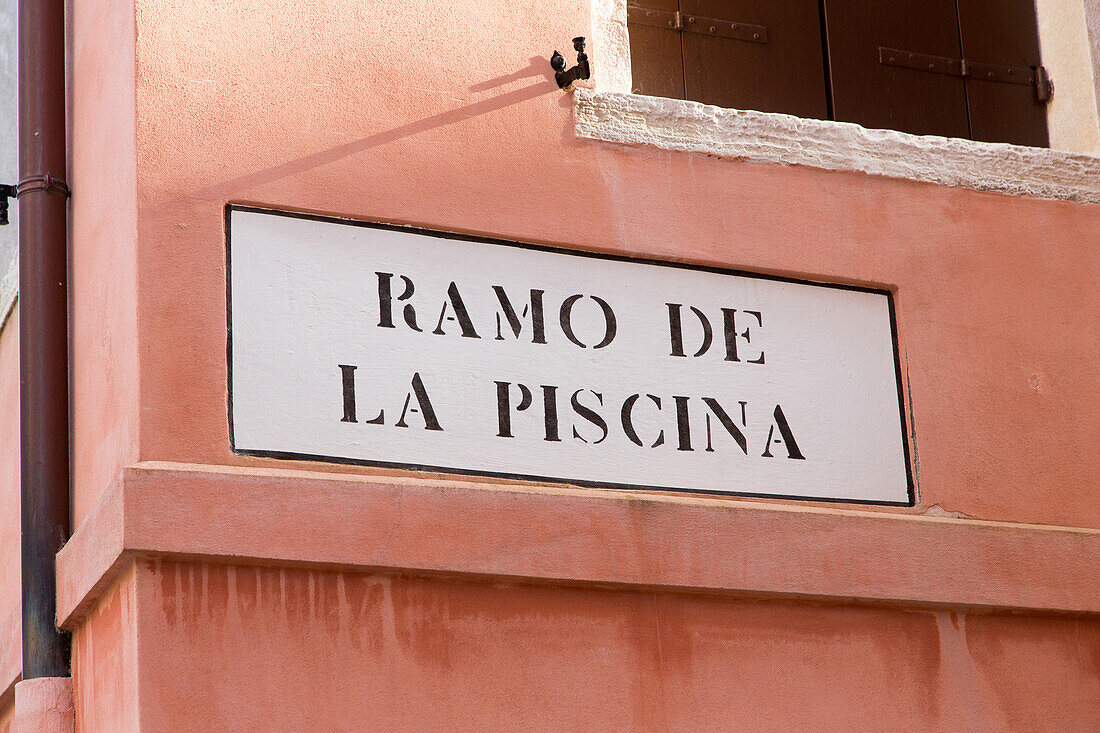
[{"left": 228, "top": 206, "right": 913, "bottom": 504}]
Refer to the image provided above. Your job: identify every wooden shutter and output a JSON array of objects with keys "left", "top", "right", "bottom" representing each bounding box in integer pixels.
[
  {"left": 627, "top": 1, "right": 828, "bottom": 119},
  {"left": 957, "top": 0, "right": 1048, "bottom": 147},
  {"left": 630, "top": 0, "right": 1049, "bottom": 146},
  {"left": 823, "top": 0, "right": 970, "bottom": 139},
  {"left": 678, "top": 0, "right": 828, "bottom": 118},
  {"left": 628, "top": 0, "right": 686, "bottom": 100}
]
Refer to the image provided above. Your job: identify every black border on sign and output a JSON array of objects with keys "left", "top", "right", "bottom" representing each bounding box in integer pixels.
[{"left": 225, "top": 204, "right": 916, "bottom": 507}]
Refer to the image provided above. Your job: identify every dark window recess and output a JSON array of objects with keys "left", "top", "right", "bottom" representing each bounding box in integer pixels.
[{"left": 627, "top": 0, "right": 1051, "bottom": 146}]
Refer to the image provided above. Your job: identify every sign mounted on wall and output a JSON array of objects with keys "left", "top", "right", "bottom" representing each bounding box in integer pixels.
[{"left": 227, "top": 206, "right": 914, "bottom": 505}]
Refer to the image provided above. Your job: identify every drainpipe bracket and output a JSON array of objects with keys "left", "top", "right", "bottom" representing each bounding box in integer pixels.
[
  {"left": 16, "top": 173, "right": 70, "bottom": 198},
  {"left": 0, "top": 175, "right": 70, "bottom": 226}
]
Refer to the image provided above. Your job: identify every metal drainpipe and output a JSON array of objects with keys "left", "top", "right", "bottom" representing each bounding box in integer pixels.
[{"left": 18, "top": 0, "right": 71, "bottom": 678}]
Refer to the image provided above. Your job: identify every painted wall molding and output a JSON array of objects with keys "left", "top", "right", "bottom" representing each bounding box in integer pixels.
[
  {"left": 573, "top": 89, "right": 1100, "bottom": 205},
  {"left": 56, "top": 461, "right": 1100, "bottom": 630}
]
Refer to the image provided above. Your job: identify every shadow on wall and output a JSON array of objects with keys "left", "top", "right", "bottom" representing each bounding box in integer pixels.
[{"left": 181, "top": 56, "right": 562, "bottom": 206}]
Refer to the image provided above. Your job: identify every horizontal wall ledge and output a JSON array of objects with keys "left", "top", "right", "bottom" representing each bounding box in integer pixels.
[
  {"left": 573, "top": 89, "right": 1100, "bottom": 205},
  {"left": 56, "top": 461, "right": 1100, "bottom": 628}
]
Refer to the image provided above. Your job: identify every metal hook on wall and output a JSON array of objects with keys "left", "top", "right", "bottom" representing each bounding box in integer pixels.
[{"left": 550, "top": 37, "right": 591, "bottom": 89}]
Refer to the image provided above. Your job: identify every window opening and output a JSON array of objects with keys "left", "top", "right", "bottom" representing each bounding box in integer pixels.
[{"left": 627, "top": 0, "right": 1052, "bottom": 146}]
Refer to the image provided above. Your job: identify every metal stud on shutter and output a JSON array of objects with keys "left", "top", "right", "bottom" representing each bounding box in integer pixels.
[
  {"left": 878, "top": 48, "right": 1052, "bottom": 102},
  {"left": 627, "top": 5, "right": 768, "bottom": 44}
]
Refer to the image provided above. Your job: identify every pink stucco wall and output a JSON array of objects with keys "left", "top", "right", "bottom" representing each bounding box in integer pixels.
[
  {"left": 70, "top": 565, "right": 139, "bottom": 733},
  {"left": 69, "top": 0, "right": 140, "bottom": 527},
  {"left": 130, "top": 559, "right": 1099, "bottom": 732},
  {"left": 110, "top": 0, "right": 1098, "bottom": 528},
  {"left": 0, "top": 0, "right": 1097, "bottom": 728}
]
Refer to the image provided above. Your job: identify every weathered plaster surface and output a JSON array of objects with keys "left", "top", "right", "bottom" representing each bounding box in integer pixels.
[
  {"left": 18, "top": 0, "right": 1098, "bottom": 727},
  {"left": 574, "top": 89, "right": 1100, "bottom": 204},
  {"left": 70, "top": 564, "right": 140, "bottom": 733},
  {"left": 130, "top": 558, "right": 1100, "bottom": 732}
]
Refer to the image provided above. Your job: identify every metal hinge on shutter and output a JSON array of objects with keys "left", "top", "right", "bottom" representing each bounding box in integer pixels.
[
  {"left": 627, "top": 4, "right": 768, "bottom": 44},
  {"left": 878, "top": 47, "right": 1053, "bottom": 102}
]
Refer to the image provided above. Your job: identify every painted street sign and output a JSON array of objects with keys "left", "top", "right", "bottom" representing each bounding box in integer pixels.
[{"left": 227, "top": 206, "right": 913, "bottom": 504}]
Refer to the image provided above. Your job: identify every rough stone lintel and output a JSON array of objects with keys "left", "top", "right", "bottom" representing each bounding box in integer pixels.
[{"left": 574, "top": 89, "right": 1100, "bottom": 205}]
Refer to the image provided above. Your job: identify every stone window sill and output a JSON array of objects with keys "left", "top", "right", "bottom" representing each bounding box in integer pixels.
[{"left": 572, "top": 88, "right": 1100, "bottom": 205}]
